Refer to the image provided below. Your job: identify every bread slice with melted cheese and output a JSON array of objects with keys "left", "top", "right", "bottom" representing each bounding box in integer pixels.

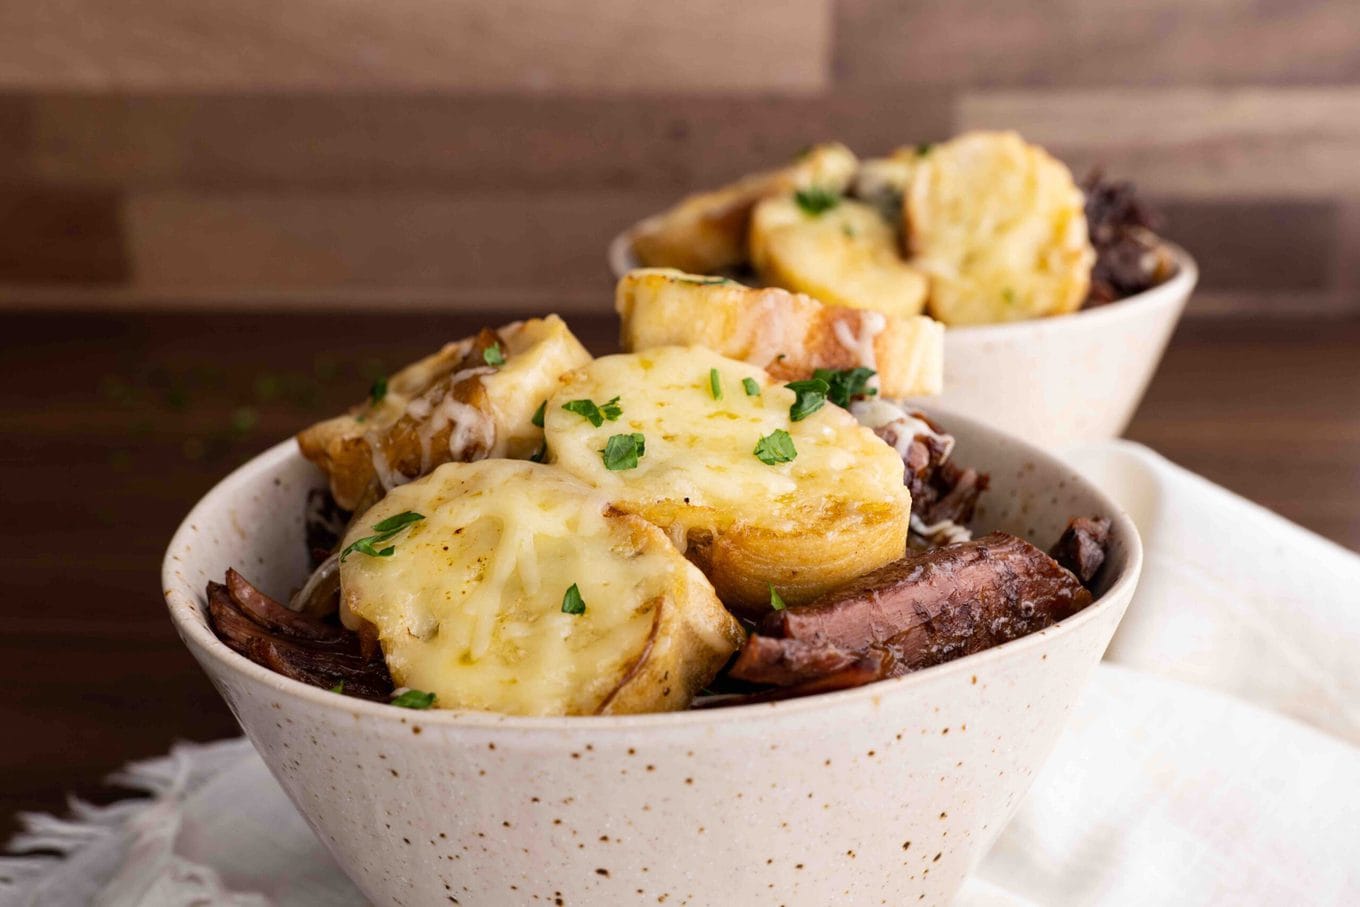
[
  {"left": 297, "top": 316, "right": 591, "bottom": 511},
  {"left": 340, "top": 459, "right": 744, "bottom": 716},
  {"left": 904, "top": 131, "right": 1095, "bottom": 325},
  {"left": 615, "top": 268, "right": 943, "bottom": 398},
  {"left": 544, "top": 347, "right": 912, "bottom": 617},
  {"left": 628, "top": 143, "right": 858, "bottom": 274},
  {"left": 748, "top": 194, "right": 929, "bottom": 319}
]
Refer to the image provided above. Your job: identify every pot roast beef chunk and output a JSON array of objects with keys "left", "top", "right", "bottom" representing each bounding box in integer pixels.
[
  {"left": 760, "top": 532, "right": 1092, "bottom": 665},
  {"left": 207, "top": 571, "right": 394, "bottom": 700},
  {"left": 1049, "top": 516, "right": 1112, "bottom": 586},
  {"left": 918, "top": 461, "right": 989, "bottom": 528},
  {"left": 863, "top": 406, "right": 990, "bottom": 536},
  {"left": 1083, "top": 170, "right": 1176, "bottom": 304}
]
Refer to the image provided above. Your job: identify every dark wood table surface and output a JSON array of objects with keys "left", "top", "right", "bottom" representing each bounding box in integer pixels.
[{"left": 3, "top": 311, "right": 1358, "bottom": 837}]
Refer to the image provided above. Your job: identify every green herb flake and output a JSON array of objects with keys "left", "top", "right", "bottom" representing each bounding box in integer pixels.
[
  {"left": 754, "top": 429, "right": 797, "bottom": 466},
  {"left": 793, "top": 186, "right": 840, "bottom": 217},
  {"left": 531, "top": 400, "right": 546, "bottom": 428},
  {"left": 561, "top": 583, "right": 587, "bottom": 616},
  {"left": 369, "top": 376, "right": 388, "bottom": 407},
  {"left": 842, "top": 224, "right": 857, "bottom": 239},
  {"left": 392, "top": 689, "right": 436, "bottom": 710},
  {"left": 785, "top": 378, "right": 830, "bottom": 422},
  {"left": 483, "top": 343, "right": 505, "bottom": 366},
  {"left": 769, "top": 584, "right": 787, "bottom": 612},
  {"left": 1002, "top": 287, "right": 1016, "bottom": 306},
  {"left": 742, "top": 377, "right": 761, "bottom": 397},
  {"left": 529, "top": 442, "right": 548, "bottom": 463},
  {"left": 709, "top": 368, "right": 723, "bottom": 400},
  {"left": 601, "top": 432, "right": 646, "bottom": 471},
  {"left": 916, "top": 142, "right": 934, "bottom": 156},
  {"left": 563, "top": 396, "right": 622, "bottom": 428},
  {"left": 340, "top": 510, "right": 425, "bottom": 562},
  {"left": 330, "top": 681, "right": 345, "bottom": 694},
  {"left": 371, "top": 511, "right": 425, "bottom": 533},
  {"left": 812, "top": 367, "right": 878, "bottom": 409}
]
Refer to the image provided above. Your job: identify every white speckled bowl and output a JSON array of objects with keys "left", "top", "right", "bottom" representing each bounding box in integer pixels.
[
  {"left": 164, "top": 410, "right": 1140, "bottom": 906},
  {"left": 609, "top": 231, "right": 1197, "bottom": 449}
]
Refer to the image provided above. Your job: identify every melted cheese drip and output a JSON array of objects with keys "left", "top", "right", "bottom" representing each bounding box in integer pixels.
[
  {"left": 851, "top": 398, "right": 956, "bottom": 462},
  {"left": 544, "top": 347, "right": 908, "bottom": 540},
  {"left": 910, "top": 513, "right": 972, "bottom": 545},
  {"left": 339, "top": 460, "right": 709, "bottom": 716},
  {"left": 832, "top": 309, "right": 886, "bottom": 376}
]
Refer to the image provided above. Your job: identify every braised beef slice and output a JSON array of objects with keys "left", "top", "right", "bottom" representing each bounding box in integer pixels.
[
  {"left": 727, "top": 635, "right": 862, "bottom": 687},
  {"left": 1049, "top": 516, "right": 1112, "bottom": 586},
  {"left": 207, "top": 573, "right": 393, "bottom": 701},
  {"left": 701, "top": 648, "right": 895, "bottom": 707},
  {"left": 224, "top": 567, "right": 346, "bottom": 643},
  {"left": 760, "top": 532, "right": 1092, "bottom": 665}
]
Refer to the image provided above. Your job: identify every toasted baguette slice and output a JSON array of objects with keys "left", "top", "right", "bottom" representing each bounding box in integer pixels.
[
  {"left": 544, "top": 347, "right": 912, "bottom": 617},
  {"left": 749, "top": 194, "right": 928, "bottom": 319},
  {"left": 340, "top": 460, "right": 743, "bottom": 716},
  {"left": 297, "top": 316, "right": 591, "bottom": 511},
  {"left": 615, "top": 268, "right": 943, "bottom": 397},
  {"left": 629, "top": 143, "right": 858, "bottom": 274},
  {"left": 905, "top": 130, "right": 1095, "bottom": 325}
]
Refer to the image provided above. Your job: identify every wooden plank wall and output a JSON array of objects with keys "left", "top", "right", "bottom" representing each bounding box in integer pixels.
[{"left": 1, "top": 0, "right": 1357, "bottom": 316}]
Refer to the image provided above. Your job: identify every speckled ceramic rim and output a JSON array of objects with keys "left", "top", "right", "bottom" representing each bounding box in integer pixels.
[
  {"left": 606, "top": 228, "right": 1197, "bottom": 338},
  {"left": 163, "top": 407, "right": 1142, "bottom": 733}
]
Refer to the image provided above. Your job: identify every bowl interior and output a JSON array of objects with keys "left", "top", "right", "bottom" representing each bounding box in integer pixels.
[{"left": 164, "top": 406, "right": 1140, "bottom": 730}]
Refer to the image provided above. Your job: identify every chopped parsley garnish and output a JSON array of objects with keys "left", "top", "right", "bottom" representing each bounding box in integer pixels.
[
  {"left": 785, "top": 378, "right": 830, "bottom": 422},
  {"left": 529, "top": 442, "right": 548, "bottom": 463},
  {"left": 812, "top": 367, "right": 878, "bottom": 408},
  {"left": 742, "top": 377, "right": 761, "bottom": 396},
  {"left": 916, "top": 142, "right": 934, "bottom": 156},
  {"left": 368, "top": 376, "right": 388, "bottom": 406},
  {"left": 794, "top": 186, "right": 840, "bottom": 216},
  {"left": 769, "top": 585, "right": 786, "bottom": 611},
  {"left": 561, "top": 583, "right": 587, "bottom": 615},
  {"left": 842, "top": 224, "right": 857, "bottom": 239},
  {"left": 340, "top": 510, "right": 425, "bottom": 562},
  {"left": 392, "top": 689, "right": 436, "bottom": 710},
  {"left": 754, "top": 429, "right": 797, "bottom": 465},
  {"left": 483, "top": 343, "right": 505, "bottom": 366},
  {"left": 563, "top": 396, "right": 622, "bottom": 428},
  {"left": 601, "top": 432, "right": 646, "bottom": 471},
  {"left": 709, "top": 368, "right": 723, "bottom": 400},
  {"left": 330, "top": 681, "right": 345, "bottom": 694},
  {"left": 531, "top": 400, "right": 546, "bottom": 428}
]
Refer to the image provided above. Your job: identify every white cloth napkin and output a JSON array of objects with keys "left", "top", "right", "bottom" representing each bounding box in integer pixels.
[{"left": 4, "top": 441, "right": 1359, "bottom": 907}]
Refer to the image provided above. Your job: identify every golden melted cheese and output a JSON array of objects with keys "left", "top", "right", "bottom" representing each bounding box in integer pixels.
[
  {"left": 544, "top": 347, "right": 912, "bottom": 613},
  {"left": 340, "top": 459, "right": 741, "bottom": 716}
]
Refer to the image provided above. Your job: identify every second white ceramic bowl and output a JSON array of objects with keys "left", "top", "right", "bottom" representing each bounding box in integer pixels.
[
  {"left": 609, "top": 231, "right": 1197, "bottom": 449},
  {"left": 165, "top": 409, "right": 1140, "bottom": 905}
]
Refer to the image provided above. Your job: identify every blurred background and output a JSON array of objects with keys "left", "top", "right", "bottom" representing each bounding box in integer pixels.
[{"left": 2, "top": 1, "right": 1357, "bottom": 835}]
